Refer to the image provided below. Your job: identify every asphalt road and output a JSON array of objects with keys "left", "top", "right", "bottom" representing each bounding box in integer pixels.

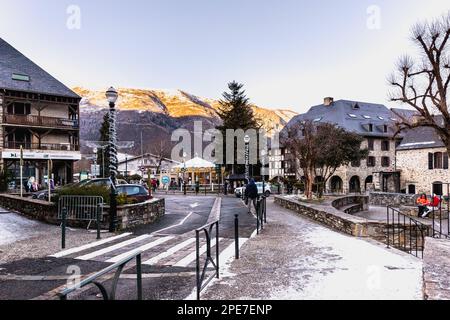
[{"left": 0, "top": 195, "right": 256, "bottom": 300}]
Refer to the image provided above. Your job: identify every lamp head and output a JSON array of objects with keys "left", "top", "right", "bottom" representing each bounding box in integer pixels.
[{"left": 106, "top": 87, "right": 118, "bottom": 104}]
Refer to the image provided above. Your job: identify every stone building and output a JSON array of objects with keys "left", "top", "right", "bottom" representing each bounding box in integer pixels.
[
  {"left": 0, "top": 38, "right": 81, "bottom": 187},
  {"left": 396, "top": 125, "right": 449, "bottom": 196},
  {"left": 270, "top": 98, "right": 402, "bottom": 193}
]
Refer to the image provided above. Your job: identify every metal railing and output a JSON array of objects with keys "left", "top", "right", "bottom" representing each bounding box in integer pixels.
[
  {"left": 59, "top": 196, "right": 104, "bottom": 249},
  {"left": 3, "top": 114, "right": 79, "bottom": 129},
  {"left": 58, "top": 251, "right": 143, "bottom": 300},
  {"left": 196, "top": 220, "right": 220, "bottom": 300},
  {"left": 4, "top": 142, "right": 79, "bottom": 151},
  {"left": 386, "top": 206, "right": 429, "bottom": 258},
  {"left": 256, "top": 196, "right": 267, "bottom": 235}
]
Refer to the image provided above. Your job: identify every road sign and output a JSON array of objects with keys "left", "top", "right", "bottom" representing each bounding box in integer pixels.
[
  {"left": 91, "top": 165, "right": 100, "bottom": 177},
  {"left": 162, "top": 176, "right": 170, "bottom": 184}
]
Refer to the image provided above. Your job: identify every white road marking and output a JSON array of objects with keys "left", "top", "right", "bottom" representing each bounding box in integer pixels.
[
  {"left": 106, "top": 236, "right": 175, "bottom": 263},
  {"left": 174, "top": 238, "right": 223, "bottom": 267},
  {"left": 143, "top": 238, "right": 196, "bottom": 265},
  {"left": 76, "top": 234, "right": 151, "bottom": 261},
  {"left": 190, "top": 203, "right": 199, "bottom": 209},
  {"left": 50, "top": 233, "right": 133, "bottom": 258},
  {"left": 153, "top": 211, "right": 194, "bottom": 235}
]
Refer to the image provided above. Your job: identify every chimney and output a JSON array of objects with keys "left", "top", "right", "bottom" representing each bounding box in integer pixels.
[{"left": 324, "top": 97, "right": 334, "bottom": 106}]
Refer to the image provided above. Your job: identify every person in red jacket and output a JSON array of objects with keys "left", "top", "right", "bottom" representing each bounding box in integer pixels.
[{"left": 422, "top": 194, "right": 441, "bottom": 218}]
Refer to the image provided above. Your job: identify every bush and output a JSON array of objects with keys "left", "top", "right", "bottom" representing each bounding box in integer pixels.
[{"left": 56, "top": 185, "right": 111, "bottom": 204}]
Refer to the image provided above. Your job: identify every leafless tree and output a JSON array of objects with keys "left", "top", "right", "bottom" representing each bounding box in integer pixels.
[
  {"left": 389, "top": 11, "right": 450, "bottom": 155},
  {"left": 150, "top": 141, "right": 172, "bottom": 175}
]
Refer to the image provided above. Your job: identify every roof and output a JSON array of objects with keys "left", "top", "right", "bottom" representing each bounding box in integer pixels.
[
  {"left": 0, "top": 38, "right": 80, "bottom": 99},
  {"left": 397, "top": 126, "right": 445, "bottom": 151},
  {"left": 174, "top": 157, "right": 215, "bottom": 169},
  {"left": 117, "top": 153, "right": 180, "bottom": 165},
  {"left": 284, "top": 99, "right": 402, "bottom": 138}
]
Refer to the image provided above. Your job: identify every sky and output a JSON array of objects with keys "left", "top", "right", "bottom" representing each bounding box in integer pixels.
[{"left": 0, "top": 0, "right": 449, "bottom": 113}]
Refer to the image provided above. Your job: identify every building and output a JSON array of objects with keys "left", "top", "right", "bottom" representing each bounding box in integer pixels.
[
  {"left": 117, "top": 153, "right": 180, "bottom": 186},
  {"left": 0, "top": 38, "right": 81, "bottom": 187},
  {"left": 271, "top": 98, "right": 402, "bottom": 193},
  {"left": 396, "top": 123, "right": 449, "bottom": 196}
]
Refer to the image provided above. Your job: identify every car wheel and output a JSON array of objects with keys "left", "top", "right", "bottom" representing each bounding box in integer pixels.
[{"left": 265, "top": 191, "right": 271, "bottom": 197}]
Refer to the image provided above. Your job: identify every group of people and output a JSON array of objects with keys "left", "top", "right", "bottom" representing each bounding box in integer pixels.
[
  {"left": 417, "top": 194, "right": 441, "bottom": 218},
  {"left": 24, "top": 177, "right": 39, "bottom": 193}
]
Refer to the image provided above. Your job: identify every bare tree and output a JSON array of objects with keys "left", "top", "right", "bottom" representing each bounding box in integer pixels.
[
  {"left": 150, "top": 141, "right": 172, "bottom": 175},
  {"left": 389, "top": 12, "right": 450, "bottom": 155}
]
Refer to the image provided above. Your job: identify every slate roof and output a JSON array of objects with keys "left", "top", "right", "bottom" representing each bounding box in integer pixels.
[
  {"left": 284, "top": 99, "right": 402, "bottom": 138},
  {"left": 397, "top": 116, "right": 446, "bottom": 151},
  {"left": 0, "top": 38, "right": 79, "bottom": 99}
]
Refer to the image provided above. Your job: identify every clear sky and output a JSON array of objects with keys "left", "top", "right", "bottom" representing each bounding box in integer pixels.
[{"left": 0, "top": 0, "right": 449, "bottom": 113}]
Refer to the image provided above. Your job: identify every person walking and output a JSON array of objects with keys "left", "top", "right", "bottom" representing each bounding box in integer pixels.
[{"left": 245, "top": 179, "right": 258, "bottom": 214}]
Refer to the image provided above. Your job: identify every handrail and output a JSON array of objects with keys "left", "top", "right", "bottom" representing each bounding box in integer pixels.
[
  {"left": 196, "top": 220, "right": 220, "bottom": 300},
  {"left": 58, "top": 251, "right": 143, "bottom": 300},
  {"left": 3, "top": 113, "right": 79, "bottom": 129}
]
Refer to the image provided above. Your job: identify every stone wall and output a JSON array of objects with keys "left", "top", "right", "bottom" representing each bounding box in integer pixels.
[
  {"left": 0, "top": 194, "right": 165, "bottom": 230},
  {"left": 423, "top": 237, "right": 450, "bottom": 300},
  {"left": 331, "top": 196, "right": 369, "bottom": 215},
  {"left": 370, "top": 192, "right": 417, "bottom": 207},
  {"left": 397, "top": 148, "right": 450, "bottom": 195}
]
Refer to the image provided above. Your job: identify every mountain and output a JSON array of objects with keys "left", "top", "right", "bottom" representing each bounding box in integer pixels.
[{"left": 74, "top": 87, "right": 297, "bottom": 156}]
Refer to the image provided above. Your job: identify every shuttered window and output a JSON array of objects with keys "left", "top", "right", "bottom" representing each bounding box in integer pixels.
[
  {"left": 429, "top": 153, "right": 434, "bottom": 170},
  {"left": 444, "top": 153, "right": 449, "bottom": 170}
]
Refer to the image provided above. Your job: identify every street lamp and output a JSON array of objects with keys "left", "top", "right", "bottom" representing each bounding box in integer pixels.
[
  {"left": 244, "top": 135, "right": 250, "bottom": 183},
  {"left": 93, "top": 148, "right": 98, "bottom": 179},
  {"left": 106, "top": 87, "right": 119, "bottom": 232},
  {"left": 261, "top": 149, "right": 267, "bottom": 195},
  {"left": 182, "top": 152, "right": 187, "bottom": 195}
]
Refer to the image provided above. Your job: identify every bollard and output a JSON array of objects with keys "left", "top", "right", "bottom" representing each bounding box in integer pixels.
[
  {"left": 62, "top": 207, "right": 67, "bottom": 249},
  {"left": 235, "top": 214, "right": 239, "bottom": 259}
]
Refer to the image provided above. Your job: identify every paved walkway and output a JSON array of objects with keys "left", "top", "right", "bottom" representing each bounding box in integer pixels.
[{"left": 203, "top": 198, "right": 423, "bottom": 300}]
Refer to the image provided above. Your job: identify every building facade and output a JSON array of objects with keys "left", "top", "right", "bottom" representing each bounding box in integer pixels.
[
  {"left": 396, "top": 125, "right": 449, "bottom": 196},
  {"left": 271, "top": 98, "right": 402, "bottom": 193},
  {"left": 0, "top": 38, "right": 81, "bottom": 188}
]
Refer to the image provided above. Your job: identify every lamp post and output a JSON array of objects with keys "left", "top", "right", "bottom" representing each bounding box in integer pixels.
[
  {"left": 93, "top": 148, "right": 98, "bottom": 179},
  {"left": 261, "top": 149, "right": 267, "bottom": 195},
  {"left": 182, "top": 152, "right": 187, "bottom": 195},
  {"left": 125, "top": 153, "right": 128, "bottom": 180},
  {"left": 244, "top": 135, "right": 250, "bottom": 183},
  {"left": 106, "top": 87, "right": 119, "bottom": 232}
]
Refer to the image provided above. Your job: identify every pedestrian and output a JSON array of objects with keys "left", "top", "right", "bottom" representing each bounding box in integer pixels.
[
  {"left": 416, "top": 194, "right": 428, "bottom": 217},
  {"left": 245, "top": 179, "right": 258, "bottom": 214},
  {"left": 422, "top": 194, "right": 441, "bottom": 218}
]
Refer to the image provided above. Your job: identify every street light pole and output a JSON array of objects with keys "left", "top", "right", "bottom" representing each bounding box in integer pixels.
[
  {"left": 125, "top": 154, "right": 128, "bottom": 180},
  {"left": 106, "top": 87, "right": 119, "bottom": 232},
  {"left": 93, "top": 148, "right": 98, "bottom": 179},
  {"left": 261, "top": 149, "right": 267, "bottom": 195},
  {"left": 244, "top": 135, "right": 250, "bottom": 183}
]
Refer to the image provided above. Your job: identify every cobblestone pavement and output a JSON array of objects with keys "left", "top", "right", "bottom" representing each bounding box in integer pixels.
[{"left": 202, "top": 198, "right": 423, "bottom": 300}]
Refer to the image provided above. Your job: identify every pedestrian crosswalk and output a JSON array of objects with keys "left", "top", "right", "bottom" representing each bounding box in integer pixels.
[{"left": 50, "top": 232, "right": 241, "bottom": 270}]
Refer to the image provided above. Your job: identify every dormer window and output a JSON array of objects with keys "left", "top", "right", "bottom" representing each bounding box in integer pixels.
[
  {"left": 368, "top": 124, "right": 374, "bottom": 132},
  {"left": 378, "top": 116, "right": 385, "bottom": 120},
  {"left": 363, "top": 115, "right": 371, "bottom": 119},
  {"left": 383, "top": 125, "right": 388, "bottom": 133},
  {"left": 348, "top": 114, "right": 357, "bottom": 118},
  {"left": 313, "top": 117, "right": 322, "bottom": 123},
  {"left": 353, "top": 103, "right": 360, "bottom": 110}
]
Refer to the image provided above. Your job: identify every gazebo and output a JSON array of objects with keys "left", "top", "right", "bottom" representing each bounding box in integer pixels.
[{"left": 174, "top": 157, "right": 217, "bottom": 187}]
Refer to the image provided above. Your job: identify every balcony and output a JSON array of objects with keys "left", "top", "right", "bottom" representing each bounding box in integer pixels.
[
  {"left": 4, "top": 142, "right": 80, "bottom": 152},
  {"left": 3, "top": 114, "right": 79, "bottom": 130}
]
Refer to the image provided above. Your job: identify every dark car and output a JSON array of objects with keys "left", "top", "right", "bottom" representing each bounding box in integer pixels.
[
  {"left": 116, "top": 185, "right": 151, "bottom": 203},
  {"left": 32, "top": 178, "right": 128, "bottom": 200}
]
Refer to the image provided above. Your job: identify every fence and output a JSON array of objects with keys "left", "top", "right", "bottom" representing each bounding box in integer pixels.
[
  {"left": 58, "top": 196, "right": 104, "bottom": 249},
  {"left": 196, "top": 220, "right": 220, "bottom": 300},
  {"left": 58, "top": 251, "right": 142, "bottom": 300}
]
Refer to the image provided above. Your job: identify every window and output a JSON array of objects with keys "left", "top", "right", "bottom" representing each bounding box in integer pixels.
[
  {"left": 348, "top": 114, "right": 357, "bottom": 118},
  {"left": 7, "top": 102, "right": 31, "bottom": 115},
  {"left": 382, "top": 157, "right": 390, "bottom": 167},
  {"left": 363, "top": 115, "right": 372, "bottom": 119},
  {"left": 368, "top": 124, "right": 374, "bottom": 132},
  {"left": 12, "top": 73, "right": 30, "bottom": 82},
  {"left": 429, "top": 152, "right": 449, "bottom": 170},
  {"left": 313, "top": 117, "right": 322, "bottom": 122},
  {"left": 368, "top": 139, "right": 375, "bottom": 151},
  {"left": 381, "top": 140, "right": 390, "bottom": 151},
  {"left": 378, "top": 116, "right": 385, "bottom": 120},
  {"left": 383, "top": 125, "right": 388, "bottom": 133},
  {"left": 353, "top": 103, "right": 360, "bottom": 110},
  {"left": 367, "top": 157, "right": 376, "bottom": 167}
]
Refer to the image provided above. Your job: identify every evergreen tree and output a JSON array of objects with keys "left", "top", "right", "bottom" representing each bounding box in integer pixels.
[
  {"left": 216, "top": 81, "right": 260, "bottom": 175},
  {"left": 97, "top": 112, "right": 110, "bottom": 178}
]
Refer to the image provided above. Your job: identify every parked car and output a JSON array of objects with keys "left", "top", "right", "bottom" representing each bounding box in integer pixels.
[
  {"left": 235, "top": 182, "right": 272, "bottom": 198},
  {"left": 116, "top": 184, "right": 152, "bottom": 203},
  {"left": 32, "top": 178, "right": 128, "bottom": 200}
]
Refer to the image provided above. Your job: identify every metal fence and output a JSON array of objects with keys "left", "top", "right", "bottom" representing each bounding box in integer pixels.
[
  {"left": 195, "top": 220, "right": 220, "bottom": 300},
  {"left": 58, "top": 196, "right": 104, "bottom": 249},
  {"left": 58, "top": 251, "right": 143, "bottom": 300}
]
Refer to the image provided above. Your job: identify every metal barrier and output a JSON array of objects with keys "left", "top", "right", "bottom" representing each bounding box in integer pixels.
[
  {"left": 196, "top": 220, "right": 220, "bottom": 300},
  {"left": 235, "top": 214, "right": 239, "bottom": 260},
  {"left": 386, "top": 206, "right": 429, "bottom": 258},
  {"left": 256, "top": 196, "right": 267, "bottom": 235},
  {"left": 58, "top": 251, "right": 143, "bottom": 300},
  {"left": 59, "top": 196, "right": 104, "bottom": 249}
]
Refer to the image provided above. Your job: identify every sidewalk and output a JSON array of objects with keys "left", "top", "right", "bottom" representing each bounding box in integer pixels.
[{"left": 202, "top": 198, "right": 423, "bottom": 300}]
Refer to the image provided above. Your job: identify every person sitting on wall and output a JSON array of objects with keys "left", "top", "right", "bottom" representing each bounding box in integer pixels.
[
  {"left": 422, "top": 194, "right": 441, "bottom": 218},
  {"left": 417, "top": 194, "right": 429, "bottom": 217}
]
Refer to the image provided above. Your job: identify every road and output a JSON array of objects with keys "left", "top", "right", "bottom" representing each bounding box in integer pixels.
[{"left": 0, "top": 195, "right": 255, "bottom": 300}]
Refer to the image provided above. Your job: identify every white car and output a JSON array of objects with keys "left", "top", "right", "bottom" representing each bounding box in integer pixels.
[{"left": 235, "top": 182, "right": 272, "bottom": 198}]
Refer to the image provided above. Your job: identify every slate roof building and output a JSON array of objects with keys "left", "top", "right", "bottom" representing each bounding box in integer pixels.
[
  {"left": 270, "top": 98, "right": 403, "bottom": 193},
  {"left": 396, "top": 118, "right": 449, "bottom": 195},
  {"left": 0, "top": 38, "right": 81, "bottom": 188}
]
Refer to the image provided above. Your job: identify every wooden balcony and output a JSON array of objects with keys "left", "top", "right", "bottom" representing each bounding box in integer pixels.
[
  {"left": 4, "top": 142, "right": 80, "bottom": 152},
  {"left": 3, "top": 114, "right": 79, "bottom": 130}
]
